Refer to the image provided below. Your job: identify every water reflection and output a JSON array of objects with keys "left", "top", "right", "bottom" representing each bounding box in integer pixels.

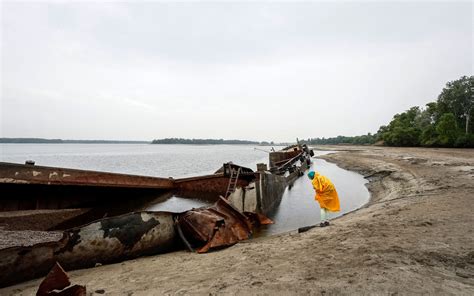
[{"left": 147, "top": 196, "right": 212, "bottom": 213}]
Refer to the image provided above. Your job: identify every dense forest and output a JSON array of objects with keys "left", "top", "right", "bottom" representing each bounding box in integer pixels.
[
  {"left": 304, "top": 134, "right": 378, "bottom": 146},
  {"left": 304, "top": 76, "right": 474, "bottom": 148},
  {"left": 151, "top": 138, "right": 263, "bottom": 145}
]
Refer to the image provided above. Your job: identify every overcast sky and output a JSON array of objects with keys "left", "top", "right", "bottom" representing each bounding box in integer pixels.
[{"left": 1, "top": 1, "right": 472, "bottom": 142}]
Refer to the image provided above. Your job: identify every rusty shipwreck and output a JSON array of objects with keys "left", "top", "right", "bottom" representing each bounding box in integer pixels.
[{"left": 0, "top": 143, "right": 313, "bottom": 287}]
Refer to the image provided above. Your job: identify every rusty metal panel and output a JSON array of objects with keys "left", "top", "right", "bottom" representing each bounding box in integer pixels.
[
  {"left": 0, "top": 162, "right": 175, "bottom": 189},
  {"left": 175, "top": 175, "right": 229, "bottom": 194},
  {"left": 175, "top": 174, "right": 250, "bottom": 199},
  {"left": 178, "top": 197, "right": 253, "bottom": 253}
]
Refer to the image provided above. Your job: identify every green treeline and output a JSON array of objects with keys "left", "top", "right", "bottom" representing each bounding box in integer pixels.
[
  {"left": 305, "top": 76, "right": 474, "bottom": 148},
  {"left": 151, "top": 138, "right": 263, "bottom": 145},
  {"left": 305, "top": 134, "right": 378, "bottom": 146}
]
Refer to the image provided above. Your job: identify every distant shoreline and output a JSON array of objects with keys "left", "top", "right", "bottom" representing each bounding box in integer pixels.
[
  {"left": 0, "top": 138, "right": 283, "bottom": 145},
  {"left": 0, "top": 138, "right": 150, "bottom": 144},
  {"left": 0, "top": 142, "right": 280, "bottom": 145}
]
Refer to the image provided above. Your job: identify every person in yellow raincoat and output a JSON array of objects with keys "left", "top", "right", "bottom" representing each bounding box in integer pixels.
[{"left": 308, "top": 171, "right": 340, "bottom": 227}]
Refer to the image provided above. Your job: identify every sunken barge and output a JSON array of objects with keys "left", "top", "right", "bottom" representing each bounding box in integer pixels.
[{"left": 0, "top": 143, "right": 314, "bottom": 287}]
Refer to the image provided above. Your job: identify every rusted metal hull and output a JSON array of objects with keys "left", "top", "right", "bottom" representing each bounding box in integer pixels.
[
  {"left": 0, "top": 145, "right": 311, "bottom": 211},
  {"left": 0, "top": 198, "right": 271, "bottom": 287},
  {"left": 0, "top": 211, "right": 177, "bottom": 287},
  {"left": 227, "top": 145, "right": 312, "bottom": 215},
  {"left": 0, "top": 162, "right": 175, "bottom": 189},
  {"left": 269, "top": 144, "right": 312, "bottom": 173},
  {"left": 0, "top": 162, "right": 257, "bottom": 212},
  {"left": 269, "top": 149, "right": 301, "bottom": 168},
  {"left": 174, "top": 174, "right": 251, "bottom": 201},
  {"left": 0, "top": 183, "right": 170, "bottom": 212},
  {"left": 0, "top": 162, "right": 176, "bottom": 211}
]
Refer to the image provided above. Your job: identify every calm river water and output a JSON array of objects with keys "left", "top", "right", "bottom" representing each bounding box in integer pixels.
[{"left": 0, "top": 144, "right": 369, "bottom": 235}]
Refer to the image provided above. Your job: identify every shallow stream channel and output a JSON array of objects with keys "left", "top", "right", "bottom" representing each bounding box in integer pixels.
[{"left": 255, "top": 151, "right": 370, "bottom": 236}]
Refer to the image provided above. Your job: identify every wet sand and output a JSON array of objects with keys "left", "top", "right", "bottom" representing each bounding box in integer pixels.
[{"left": 2, "top": 146, "right": 473, "bottom": 295}]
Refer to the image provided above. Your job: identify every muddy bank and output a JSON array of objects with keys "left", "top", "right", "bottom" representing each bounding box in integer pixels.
[{"left": 2, "top": 146, "right": 473, "bottom": 295}]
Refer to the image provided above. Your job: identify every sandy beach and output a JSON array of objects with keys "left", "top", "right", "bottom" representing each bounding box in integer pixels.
[{"left": 2, "top": 146, "right": 473, "bottom": 295}]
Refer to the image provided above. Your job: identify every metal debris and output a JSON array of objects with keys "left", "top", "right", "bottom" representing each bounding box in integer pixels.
[
  {"left": 178, "top": 197, "right": 253, "bottom": 253},
  {"left": 36, "top": 262, "right": 86, "bottom": 296}
]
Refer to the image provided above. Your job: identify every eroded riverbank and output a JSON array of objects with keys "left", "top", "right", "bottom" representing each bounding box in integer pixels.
[{"left": 2, "top": 146, "right": 473, "bottom": 295}]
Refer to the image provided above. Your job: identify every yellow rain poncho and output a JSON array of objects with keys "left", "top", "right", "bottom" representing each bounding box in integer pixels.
[{"left": 311, "top": 172, "right": 340, "bottom": 212}]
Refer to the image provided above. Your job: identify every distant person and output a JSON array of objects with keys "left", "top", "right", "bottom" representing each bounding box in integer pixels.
[{"left": 307, "top": 171, "right": 340, "bottom": 227}]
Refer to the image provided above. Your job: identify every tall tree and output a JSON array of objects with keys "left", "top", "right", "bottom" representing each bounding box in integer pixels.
[{"left": 437, "top": 76, "right": 474, "bottom": 134}]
